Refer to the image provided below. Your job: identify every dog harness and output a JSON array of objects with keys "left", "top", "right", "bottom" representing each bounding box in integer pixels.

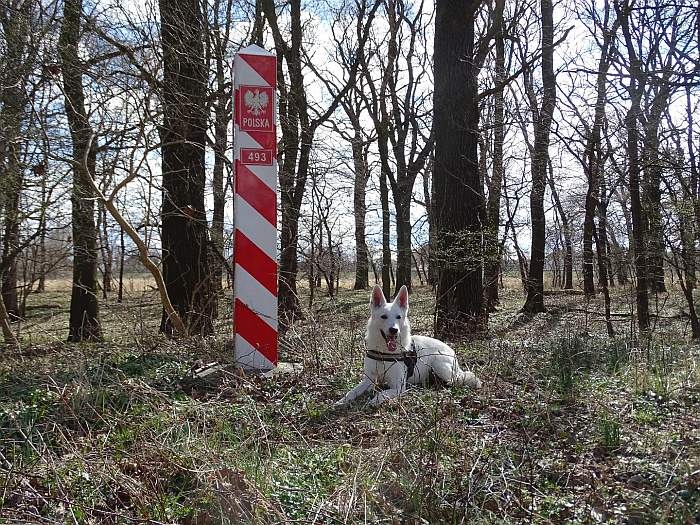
[{"left": 366, "top": 342, "right": 418, "bottom": 378}]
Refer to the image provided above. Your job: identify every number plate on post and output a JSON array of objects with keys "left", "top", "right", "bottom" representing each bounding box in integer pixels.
[{"left": 241, "top": 148, "right": 273, "bottom": 166}]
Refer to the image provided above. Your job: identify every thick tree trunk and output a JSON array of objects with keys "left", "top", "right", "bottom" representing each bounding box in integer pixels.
[
  {"left": 159, "top": 0, "right": 213, "bottom": 335},
  {"left": 626, "top": 107, "right": 650, "bottom": 331},
  {"left": 0, "top": 290, "right": 18, "bottom": 347},
  {"left": 433, "top": 0, "right": 485, "bottom": 337},
  {"left": 60, "top": 0, "right": 102, "bottom": 342}
]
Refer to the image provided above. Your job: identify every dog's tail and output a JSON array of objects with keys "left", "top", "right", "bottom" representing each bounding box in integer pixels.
[{"left": 453, "top": 368, "right": 483, "bottom": 389}]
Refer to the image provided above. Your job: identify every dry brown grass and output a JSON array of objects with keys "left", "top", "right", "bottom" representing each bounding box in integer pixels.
[{"left": 0, "top": 275, "right": 698, "bottom": 524}]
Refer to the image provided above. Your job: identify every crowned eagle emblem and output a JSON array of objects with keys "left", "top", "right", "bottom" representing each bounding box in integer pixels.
[{"left": 244, "top": 89, "right": 269, "bottom": 116}]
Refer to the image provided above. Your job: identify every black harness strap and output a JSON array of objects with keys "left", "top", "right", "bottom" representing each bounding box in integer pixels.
[{"left": 366, "top": 342, "right": 418, "bottom": 378}]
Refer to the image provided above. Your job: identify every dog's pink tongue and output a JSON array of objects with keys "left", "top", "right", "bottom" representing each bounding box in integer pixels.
[{"left": 387, "top": 337, "right": 397, "bottom": 352}]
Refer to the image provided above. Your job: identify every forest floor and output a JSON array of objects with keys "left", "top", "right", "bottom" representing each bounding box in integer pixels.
[{"left": 1, "top": 275, "right": 699, "bottom": 524}]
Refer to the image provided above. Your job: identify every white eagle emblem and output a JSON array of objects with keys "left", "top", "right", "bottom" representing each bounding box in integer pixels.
[{"left": 244, "top": 89, "right": 269, "bottom": 116}]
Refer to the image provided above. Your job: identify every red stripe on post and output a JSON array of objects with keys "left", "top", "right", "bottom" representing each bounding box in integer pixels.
[
  {"left": 239, "top": 53, "right": 277, "bottom": 88},
  {"left": 234, "top": 298, "right": 278, "bottom": 365},
  {"left": 235, "top": 161, "right": 276, "bottom": 226},
  {"left": 234, "top": 230, "right": 277, "bottom": 296},
  {"left": 245, "top": 130, "right": 276, "bottom": 151}
]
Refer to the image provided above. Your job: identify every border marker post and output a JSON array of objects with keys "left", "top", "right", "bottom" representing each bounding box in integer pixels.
[{"left": 232, "top": 44, "right": 278, "bottom": 370}]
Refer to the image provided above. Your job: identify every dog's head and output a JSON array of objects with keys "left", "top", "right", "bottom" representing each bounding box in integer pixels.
[{"left": 368, "top": 284, "right": 411, "bottom": 353}]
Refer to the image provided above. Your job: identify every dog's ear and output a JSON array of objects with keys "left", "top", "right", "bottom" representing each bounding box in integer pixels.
[
  {"left": 396, "top": 285, "right": 409, "bottom": 309},
  {"left": 371, "top": 285, "right": 386, "bottom": 309}
]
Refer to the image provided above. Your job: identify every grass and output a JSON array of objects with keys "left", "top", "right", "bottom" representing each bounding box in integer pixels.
[{"left": 1, "top": 273, "right": 699, "bottom": 524}]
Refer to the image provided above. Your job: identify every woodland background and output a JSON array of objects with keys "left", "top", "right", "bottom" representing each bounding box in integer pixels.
[{"left": 1, "top": 0, "right": 699, "bottom": 523}]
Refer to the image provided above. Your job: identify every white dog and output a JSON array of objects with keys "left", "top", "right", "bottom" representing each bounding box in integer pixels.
[{"left": 335, "top": 285, "right": 482, "bottom": 407}]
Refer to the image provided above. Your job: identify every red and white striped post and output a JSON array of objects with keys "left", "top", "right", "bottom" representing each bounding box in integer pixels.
[{"left": 232, "top": 45, "right": 278, "bottom": 370}]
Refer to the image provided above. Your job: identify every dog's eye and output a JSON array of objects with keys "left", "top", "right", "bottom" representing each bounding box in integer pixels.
[
  {"left": 380, "top": 314, "right": 388, "bottom": 319},
  {"left": 397, "top": 315, "right": 401, "bottom": 319}
]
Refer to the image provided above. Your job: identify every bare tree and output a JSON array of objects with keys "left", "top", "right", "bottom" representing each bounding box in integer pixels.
[
  {"left": 60, "top": 0, "right": 102, "bottom": 342},
  {"left": 483, "top": 0, "right": 507, "bottom": 309},
  {"left": 1, "top": 0, "right": 41, "bottom": 320},
  {"left": 206, "top": 0, "right": 236, "bottom": 317},
  {"left": 261, "top": 0, "right": 380, "bottom": 320},
  {"left": 356, "top": 0, "right": 434, "bottom": 295},
  {"left": 520, "top": 0, "right": 558, "bottom": 314}
]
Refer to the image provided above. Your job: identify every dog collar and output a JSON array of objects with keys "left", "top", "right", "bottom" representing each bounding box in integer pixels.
[{"left": 366, "top": 343, "right": 418, "bottom": 378}]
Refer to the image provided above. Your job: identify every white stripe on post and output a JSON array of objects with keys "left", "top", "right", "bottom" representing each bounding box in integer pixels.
[{"left": 233, "top": 44, "right": 278, "bottom": 370}]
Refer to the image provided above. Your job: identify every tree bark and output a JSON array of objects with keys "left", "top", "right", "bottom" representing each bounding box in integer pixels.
[
  {"left": 380, "top": 167, "right": 392, "bottom": 300},
  {"left": 642, "top": 105, "right": 668, "bottom": 293},
  {"left": 423, "top": 168, "right": 438, "bottom": 287},
  {"left": 351, "top": 133, "right": 369, "bottom": 290},
  {"left": 522, "top": 0, "right": 556, "bottom": 314},
  {"left": 548, "top": 161, "right": 573, "bottom": 290},
  {"left": 59, "top": 0, "right": 102, "bottom": 342},
  {"left": 484, "top": 0, "right": 506, "bottom": 309},
  {"left": 618, "top": 1, "right": 650, "bottom": 332},
  {"left": 159, "top": 0, "right": 213, "bottom": 335},
  {"left": 97, "top": 200, "right": 113, "bottom": 297},
  {"left": 433, "top": 0, "right": 486, "bottom": 337}
]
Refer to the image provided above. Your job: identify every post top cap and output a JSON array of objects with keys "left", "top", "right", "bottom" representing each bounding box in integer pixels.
[{"left": 238, "top": 44, "right": 274, "bottom": 56}]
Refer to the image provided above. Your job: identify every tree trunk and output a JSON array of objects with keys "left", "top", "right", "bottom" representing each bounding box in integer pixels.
[
  {"left": 380, "top": 167, "right": 391, "bottom": 299},
  {"left": 394, "top": 190, "right": 412, "bottom": 294},
  {"left": 484, "top": 0, "right": 506, "bottom": 309},
  {"left": 522, "top": 0, "right": 556, "bottom": 314},
  {"left": 1, "top": 192, "right": 20, "bottom": 319},
  {"left": 159, "top": 0, "right": 213, "bottom": 335},
  {"left": 0, "top": 290, "right": 18, "bottom": 347},
  {"left": 352, "top": 134, "right": 369, "bottom": 290},
  {"left": 36, "top": 164, "right": 48, "bottom": 293},
  {"left": 423, "top": 169, "right": 438, "bottom": 288},
  {"left": 60, "top": 0, "right": 102, "bottom": 342},
  {"left": 686, "top": 86, "right": 698, "bottom": 291},
  {"left": 433, "top": 0, "right": 486, "bottom": 337},
  {"left": 618, "top": 1, "right": 650, "bottom": 333},
  {"left": 118, "top": 226, "right": 125, "bottom": 303},
  {"left": 642, "top": 119, "right": 667, "bottom": 293},
  {"left": 98, "top": 201, "right": 113, "bottom": 297},
  {"left": 548, "top": 162, "right": 573, "bottom": 290}
]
